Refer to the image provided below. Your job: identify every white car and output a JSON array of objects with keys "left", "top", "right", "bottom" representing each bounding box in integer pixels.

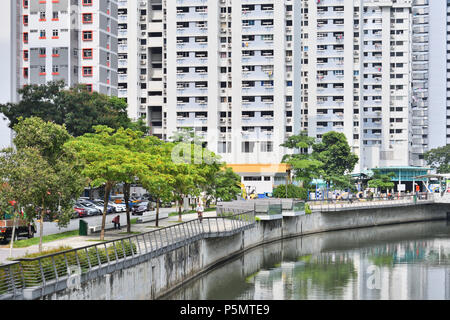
[{"left": 109, "top": 201, "right": 127, "bottom": 212}]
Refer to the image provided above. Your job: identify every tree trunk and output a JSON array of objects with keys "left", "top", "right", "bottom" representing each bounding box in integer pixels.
[
  {"left": 178, "top": 199, "right": 182, "bottom": 222},
  {"left": 124, "top": 182, "right": 131, "bottom": 233},
  {"left": 155, "top": 198, "right": 160, "bottom": 227},
  {"left": 39, "top": 208, "right": 44, "bottom": 253},
  {"left": 9, "top": 216, "right": 17, "bottom": 258},
  {"left": 100, "top": 182, "right": 112, "bottom": 241}
]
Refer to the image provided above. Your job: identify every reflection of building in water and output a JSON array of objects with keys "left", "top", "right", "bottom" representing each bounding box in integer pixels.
[{"left": 248, "top": 239, "right": 450, "bottom": 300}]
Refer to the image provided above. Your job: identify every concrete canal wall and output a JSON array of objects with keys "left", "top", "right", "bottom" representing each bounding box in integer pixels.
[{"left": 42, "top": 203, "right": 449, "bottom": 300}]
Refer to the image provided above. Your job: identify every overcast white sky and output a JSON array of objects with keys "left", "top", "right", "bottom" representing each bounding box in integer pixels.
[{"left": 0, "top": 1, "right": 11, "bottom": 149}]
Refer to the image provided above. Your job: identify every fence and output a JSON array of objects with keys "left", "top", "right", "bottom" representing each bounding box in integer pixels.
[
  {"left": 0, "top": 211, "right": 255, "bottom": 300},
  {"left": 307, "top": 192, "right": 432, "bottom": 212},
  {"left": 217, "top": 199, "right": 306, "bottom": 216}
]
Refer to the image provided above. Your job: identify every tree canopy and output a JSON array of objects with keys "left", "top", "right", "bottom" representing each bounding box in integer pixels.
[
  {"left": 0, "top": 117, "right": 86, "bottom": 251},
  {"left": 0, "top": 82, "right": 148, "bottom": 137},
  {"left": 281, "top": 131, "right": 359, "bottom": 189},
  {"left": 424, "top": 145, "right": 450, "bottom": 174}
]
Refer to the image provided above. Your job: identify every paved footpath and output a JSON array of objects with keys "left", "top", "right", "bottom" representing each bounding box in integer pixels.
[{"left": 0, "top": 211, "right": 217, "bottom": 265}]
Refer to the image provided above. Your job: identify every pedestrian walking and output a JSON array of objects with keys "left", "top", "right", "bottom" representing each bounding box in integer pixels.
[
  {"left": 196, "top": 201, "right": 204, "bottom": 223},
  {"left": 112, "top": 215, "right": 121, "bottom": 230}
]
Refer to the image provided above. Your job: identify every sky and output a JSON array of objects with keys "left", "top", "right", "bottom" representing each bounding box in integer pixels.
[{"left": 0, "top": 1, "right": 11, "bottom": 149}]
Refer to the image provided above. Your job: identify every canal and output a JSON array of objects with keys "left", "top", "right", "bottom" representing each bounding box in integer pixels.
[{"left": 162, "top": 220, "right": 450, "bottom": 300}]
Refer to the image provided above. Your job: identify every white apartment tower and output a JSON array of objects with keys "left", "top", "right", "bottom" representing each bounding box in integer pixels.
[
  {"left": 411, "top": 0, "right": 429, "bottom": 166},
  {"left": 301, "top": 0, "right": 414, "bottom": 172},
  {"left": 117, "top": 0, "right": 165, "bottom": 138},
  {"left": 166, "top": 0, "right": 302, "bottom": 170},
  {"left": 11, "top": 0, "right": 119, "bottom": 101}
]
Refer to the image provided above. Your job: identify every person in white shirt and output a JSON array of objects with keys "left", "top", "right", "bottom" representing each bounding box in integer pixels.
[{"left": 196, "top": 201, "right": 204, "bottom": 223}]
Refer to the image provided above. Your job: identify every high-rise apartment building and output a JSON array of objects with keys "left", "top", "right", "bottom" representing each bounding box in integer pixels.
[
  {"left": 411, "top": 0, "right": 429, "bottom": 166},
  {"left": 301, "top": 0, "right": 414, "bottom": 172},
  {"left": 117, "top": 0, "right": 165, "bottom": 138},
  {"left": 166, "top": 0, "right": 301, "bottom": 168},
  {"left": 11, "top": 0, "right": 119, "bottom": 102},
  {"left": 11, "top": 0, "right": 446, "bottom": 193}
]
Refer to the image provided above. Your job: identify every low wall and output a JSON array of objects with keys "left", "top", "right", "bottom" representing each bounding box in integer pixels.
[{"left": 41, "top": 203, "right": 449, "bottom": 300}]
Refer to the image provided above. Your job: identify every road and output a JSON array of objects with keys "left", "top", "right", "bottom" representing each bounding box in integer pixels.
[{"left": 33, "top": 207, "right": 175, "bottom": 237}]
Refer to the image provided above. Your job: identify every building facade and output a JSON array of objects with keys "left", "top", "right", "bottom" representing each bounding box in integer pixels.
[
  {"left": 301, "top": 0, "right": 416, "bottom": 172},
  {"left": 11, "top": 0, "right": 119, "bottom": 100}
]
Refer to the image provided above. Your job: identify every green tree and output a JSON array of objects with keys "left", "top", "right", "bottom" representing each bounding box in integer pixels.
[
  {"left": 312, "top": 131, "right": 359, "bottom": 185},
  {"left": 209, "top": 167, "right": 242, "bottom": 203},
  {"left": 281, "top": 132, "right": 323, "bottom": 187},
  {"left": 273, "top": 184, "right": 308, "bottom": 199},
  {"left": 0, "top": 82, "right": 148, "bottom": 137},
  {"left": 3, "top": 117, "right": 86, "bottom": 252},
  {"left": 138, "top": 137, "right": 175, "bottom": 228},
  {"left": 424, "top": 145, "right": 450, "bottom": 174},
  {"left": 66, "top": 126, "right": 136, "bottom": 240},
  {"left": 368, "top": 172, "right": 395, "bottom": 193}
]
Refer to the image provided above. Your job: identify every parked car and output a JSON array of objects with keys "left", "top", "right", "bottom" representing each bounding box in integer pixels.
[
  {"left": 90, "top": 200, "right": 115, "bottom": 214},
  {"left": 78, "top": 199, "right": 114, "bottom": 214},
  {"left": 73, "top": 206, "right": 87, "bottom": 218},
  {"left": 107, "top": 201, "right": 126, "bottom": 212},
  {"left": 75, "top": 202, "right": 101, "bottom": 216},
  {"left": 131, "top": 201, "right": 151, "bottom": 216}
]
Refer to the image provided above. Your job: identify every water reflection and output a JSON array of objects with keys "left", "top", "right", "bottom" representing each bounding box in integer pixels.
[{"left": 163, "top": 221, "right": 450, "bottom": 300}]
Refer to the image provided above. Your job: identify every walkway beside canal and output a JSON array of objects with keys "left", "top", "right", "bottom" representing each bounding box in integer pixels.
[{"left": 0, "top": 212, "right": 217, "bottom": 265}]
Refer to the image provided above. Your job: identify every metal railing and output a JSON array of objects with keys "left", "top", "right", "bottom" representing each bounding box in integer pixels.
[
  {"left": 307, "top": 193, "right": 432, "bottom": 212},
  {"left": 217, "top": 199, "right": 306, "bottom": 216},
  {"left": 0, "top": 211, "right": 255, "bottom": 300}
]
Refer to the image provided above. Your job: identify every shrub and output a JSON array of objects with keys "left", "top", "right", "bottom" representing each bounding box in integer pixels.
[{"left": 273, "top": 184, "right": 308, "bottom": 199}]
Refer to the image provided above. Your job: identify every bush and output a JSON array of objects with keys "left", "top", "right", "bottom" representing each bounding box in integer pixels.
[
  {"left": 7, "top": 241, "right": 138, "bottom": 288},
  {"left": 273, "top": 184, "right": 308, "bottom": 199},
  {"left": 305, "top": 203, "right": 312, "bottom": 215}
]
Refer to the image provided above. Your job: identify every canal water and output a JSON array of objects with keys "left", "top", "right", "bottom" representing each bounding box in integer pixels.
[{"left": 163, "top": 220, "right": 450, "bottom": 300}]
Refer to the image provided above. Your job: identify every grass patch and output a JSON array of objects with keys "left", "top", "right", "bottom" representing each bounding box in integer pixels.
[
  {"left": 16, "top": 246, "right": 73, "bottom": 259},
  {"left": 12, "top": 230, "right": 79, "bottom": 248}
]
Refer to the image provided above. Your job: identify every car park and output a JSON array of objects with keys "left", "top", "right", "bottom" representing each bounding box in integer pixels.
[{"left": 75, "top": 202, "right": 101, "bottom": 216}]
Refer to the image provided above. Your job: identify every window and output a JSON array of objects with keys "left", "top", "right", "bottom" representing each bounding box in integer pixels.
[
  {"left": 82, "top": 0, "right": 92, "bottom": 6},
  {"left": 39, "top": 11, "right": 46, "bottom": 21},
  {"left": 52, "top": 12, "right": 59, "bottom": 21},
  {"left": 23, "top": 67, "right": 28, "bottom": 78},
  {"left": 23, "top": 15, "right": 28, "bottom": 25},
  {"left": 82, "top": 66, "right": 93, "bottom": 77},
  {"left": 52, "top": 48, "right": 59, "bottom": 57},
  {"left": 23, "top": 50, "right": 28, "bottom": 61},
  {"left": 39, "top": 66, "right": 46, "bottom": 75},
  {"left": 260, "top": 141, "right": 273, "bottom": 152},
  {"left": 82, "top": 13, "right": 93, "bottom": 24},
  {"left": 23, "top": 0, "right": 29, "bottom": 8},
  {"left": 52, "top": 29, "right": 59, "bottom": 39},
  {"left": 39, "top": 48, "right": 46, "bottom": 57},
  {"left": 39, "top": 30, "right": 46, "bottom": 39},
  {"left": 23, "top": 32, "right": 28, "bottom": 43},
  {"left": 82, "top": 31, "right": 93, "bottom": 41},
  {"left": 52, "top": 65, "right": 59, "bottom": 75},
  {"left": 242, "top": 142, "right": 255, "bottom": 153},
  {"left": 85, "top": 84, "right": 93, "bottom": 92},
  {"left": 82, "top": 48, "right": 93, "bottom": 59}
]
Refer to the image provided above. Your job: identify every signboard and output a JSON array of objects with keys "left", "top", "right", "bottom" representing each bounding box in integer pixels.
[{"left": 397, "top": 184, "right": 406, "bottom": 192}]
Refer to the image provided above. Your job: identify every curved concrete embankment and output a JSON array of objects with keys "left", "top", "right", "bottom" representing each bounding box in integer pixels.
[{"left": 42, "top": 203, "right": 449, "bottom": 300}]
